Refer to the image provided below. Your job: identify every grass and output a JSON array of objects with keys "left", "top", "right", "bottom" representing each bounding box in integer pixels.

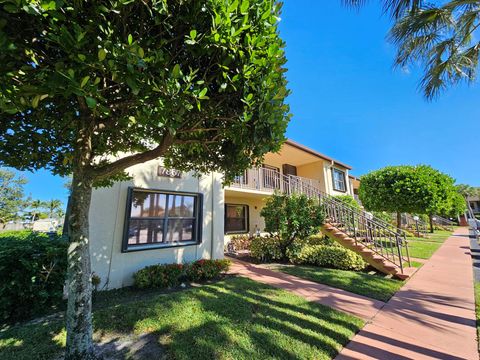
[
  {"left": 404, "top": 230, "right": 453, "bottom": 259},
  {"left": 0, "top": 277, "right": 363, "bottom": 360},
  {"left": 275, "top": 265, "right": 404, "bottom": 302}
]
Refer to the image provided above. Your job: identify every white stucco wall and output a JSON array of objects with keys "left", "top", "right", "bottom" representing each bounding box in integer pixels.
[{"left": 89, "top": 158, "right": 224, "bottom": 290}]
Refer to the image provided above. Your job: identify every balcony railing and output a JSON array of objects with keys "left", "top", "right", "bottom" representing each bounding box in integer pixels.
[
  {"left": 228, "top": 166, "right": 411, "bottom": 273},
  {"left": 229, "top": 167, "right": 321, "bottom": 194}
]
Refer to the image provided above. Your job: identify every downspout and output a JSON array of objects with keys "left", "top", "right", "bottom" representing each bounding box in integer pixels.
[{"left": 210, "top": 172, "right": 215, "bottom": 259}]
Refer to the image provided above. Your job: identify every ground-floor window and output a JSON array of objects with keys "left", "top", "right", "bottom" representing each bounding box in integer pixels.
[
  {"left": 225, "top": 204, "right": 249, "bottom": 234},
  {"left": 122, "top": 188, "right": 203, "bottom": 252}
]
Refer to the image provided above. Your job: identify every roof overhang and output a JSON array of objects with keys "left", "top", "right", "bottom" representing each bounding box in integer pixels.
[{"left": 284, "top": 139, "right": 352, "bottom": 170}]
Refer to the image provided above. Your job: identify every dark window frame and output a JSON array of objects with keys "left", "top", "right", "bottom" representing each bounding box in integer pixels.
[
  {"left": 122, "top": 187, "right": 203, "bottom": 252},
  {"left": 332, "top": 168, "right": 347, "bottom": 192},
  {"left": 224, "top": 203, "right": 249, "bottom": 234}
]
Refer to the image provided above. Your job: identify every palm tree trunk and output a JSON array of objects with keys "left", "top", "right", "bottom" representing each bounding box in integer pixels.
[
  {"left": 429, "top": 214, "right": 434, "bottom": 233},
  {"left": 64, "top": 172, "right": 95, "bottom": 359},
  {"left": 397, "top": 212, "right": 402, "bottom": 229}
]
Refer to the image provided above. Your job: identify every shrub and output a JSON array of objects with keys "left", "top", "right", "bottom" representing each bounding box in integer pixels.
[
  {"left": 261, "top": 193, "right": 324, "bottom": 258},
  {"left": 228, "top": 234, "right": 252, "bottom": 251},
  {"left": 0, "top": 229, "right": 34, "bottom": 240},
  {"left": 334, "top": 195, "right": 361, "bottom": 210},
  {"left": 289, "top": 245, "right": 366, "bottom": 271},
  {"left": 286, "top": 235, "right": 338, "bottom": 262},
  {"left": 133, "top": 263, "right": 185, "bottom": 289},
  {"left": 133, "top": 259, "right": 231, "bottom": 289},
  {"left": 250, "top": 235, "right": 283, "bottom": 262},
  {"left": 305, "top": 234, "right": 337, "bottom": 246},
  {"left": 0, "top": 231, "right": 68, "bottom": 323},
  {"left": 185, "top": 259, "right": 231, "bottom": 282}
]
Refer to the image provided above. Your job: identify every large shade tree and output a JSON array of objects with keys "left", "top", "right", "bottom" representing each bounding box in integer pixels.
[
  {"left": 344, "top": 0, "right": 480, "bottom": 99},
  {"left": 359, "top": 165, "right": 462, "bottom": 232},
  {"left": 0, "top": 1, "right": 290, "bottom": 358}
]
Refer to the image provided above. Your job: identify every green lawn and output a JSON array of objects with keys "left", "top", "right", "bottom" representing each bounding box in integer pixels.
[
  {"left": 404, "top": 230, "right": 452, "bottom": 259},
  {"left": 0, "top": 277, "right": 363, "bottom": 360},
  {"left": 275, "top": 265, "right": 404, "bottom": 302}
]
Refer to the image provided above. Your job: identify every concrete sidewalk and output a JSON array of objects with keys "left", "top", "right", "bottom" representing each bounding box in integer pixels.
[
  {"left": 229, "top": 258, "right": 385, "bottom": 320},
  {"left": 337, "top": 227, "right": 478, "bottom": 360}
]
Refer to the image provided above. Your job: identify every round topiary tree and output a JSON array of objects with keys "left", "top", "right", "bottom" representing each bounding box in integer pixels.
[{"left": 359, "top": 165, "right": 461, "bottom": 232}]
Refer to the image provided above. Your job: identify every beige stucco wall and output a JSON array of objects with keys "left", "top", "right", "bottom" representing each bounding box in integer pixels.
[
  {"left": 296, "top": 160, "right": 327, "bottom": 192},
  {"left": 89, "top": 158, "right": 224, "bottom": 290},
  {"left": 323, "top": 163, "right": 353, "bottom": 196}
]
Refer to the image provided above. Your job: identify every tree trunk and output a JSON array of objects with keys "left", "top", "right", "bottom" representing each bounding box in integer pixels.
[
  {"left": 429, "top": 214, "right": 434, "bottom": 233},
  {"left": 65, "top": 172, "right": 95, "bottom": 360},
  {"left": 397, "top": 212, "right": 402, "bottom": 229}
]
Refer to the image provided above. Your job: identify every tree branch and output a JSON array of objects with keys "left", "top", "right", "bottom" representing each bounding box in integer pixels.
[{"left": 92, "top": 133, "right": 174, "bottom": 180}]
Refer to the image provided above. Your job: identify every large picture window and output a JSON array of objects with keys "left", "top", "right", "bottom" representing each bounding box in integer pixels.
[
  {"left": 122, "top": 188, "right": 202, "bottom": 252},
  {"left": 225, "top": 204, "right": 249, "bottom": 234},
  {"left": 332, "top": 168, "right": 347, "bottom": 192}
]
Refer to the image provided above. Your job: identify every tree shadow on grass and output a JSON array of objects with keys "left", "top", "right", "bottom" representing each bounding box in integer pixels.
[{"left": 0, "top": 277, "right": 363, "bottom": 360}]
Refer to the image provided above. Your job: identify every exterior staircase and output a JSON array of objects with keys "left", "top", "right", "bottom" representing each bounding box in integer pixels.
[{"left": 232, "top": 169, "right": 415, "bottom": 279}]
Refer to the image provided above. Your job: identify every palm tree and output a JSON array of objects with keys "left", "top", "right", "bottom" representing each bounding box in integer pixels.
[
  {"left": 29, "top": 199, "right": 45, "bottom": 221},
  {"left": 343, "top": 0, "right": 480, "bottom": 99},
  {"left": 46, "top": 199, "right": 63, "bottom": 219}
]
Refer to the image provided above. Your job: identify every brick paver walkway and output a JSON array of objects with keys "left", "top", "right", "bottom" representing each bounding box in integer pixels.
[
  {"left": 337, "top": 227, "right": 478, "bottom": 360},
  {"left": 228, "top": 258, "right": 384, "bottom": 320}
]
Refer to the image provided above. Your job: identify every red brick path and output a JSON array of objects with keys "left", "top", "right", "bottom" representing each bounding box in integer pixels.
[
  {"left": 229, "top": 258, "right": 384, "bottom": 320},
  {"left": 337, "top": 227, "right": 478, "bottom": 360}
]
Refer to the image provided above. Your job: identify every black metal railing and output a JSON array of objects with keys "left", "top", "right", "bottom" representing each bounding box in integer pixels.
[
  {"left": 400, "top": 213, "right": 428, "bottom": 236},
  {"left": 268, "top": 171, "right": 411, "bottom": 272},
  {"left": 432, "top": 215, "right": 455, "bottom": 231}
]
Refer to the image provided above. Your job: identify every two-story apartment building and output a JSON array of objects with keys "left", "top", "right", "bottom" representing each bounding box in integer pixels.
[
  {"left": 88, "top": 139, "right": 354, "bottom": 289},
  {"left": 224, "top": 139, "right": 353, "bottom": 237}
]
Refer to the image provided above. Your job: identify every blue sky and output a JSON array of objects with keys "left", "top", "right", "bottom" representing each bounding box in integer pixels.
[{"left": 12, "top": 0, "right": 480, "bottom": 205}]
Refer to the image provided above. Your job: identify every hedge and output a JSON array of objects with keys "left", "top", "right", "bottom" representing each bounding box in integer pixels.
[
  {"left": 0, "top": 230, "right": 68, "bottom": 323},
  {"left": 133, "top": 259, "right": 231, "bottom": 289},
  {"left": 250, "top": 235, "right": 283, "bottom": 262},
  {"left": 289, "top": 244, "right": 366, "bottom": 271}
]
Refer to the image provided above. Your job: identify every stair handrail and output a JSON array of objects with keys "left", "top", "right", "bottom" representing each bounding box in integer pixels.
[
  {"left": 278, "top": 171, "right": 411, "bottom": 271},
  {"left": 432, "top": 215, "right": 455, "bottom": 231}
]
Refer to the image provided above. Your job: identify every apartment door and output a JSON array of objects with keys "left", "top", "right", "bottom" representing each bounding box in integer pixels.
[{"left": 282, "top": 164, "right": 297, "bottom": 194}]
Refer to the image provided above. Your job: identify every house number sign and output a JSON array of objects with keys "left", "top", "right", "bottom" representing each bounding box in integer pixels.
[{"left": 157, "top": 166, "right": 182, "bottom": 178}]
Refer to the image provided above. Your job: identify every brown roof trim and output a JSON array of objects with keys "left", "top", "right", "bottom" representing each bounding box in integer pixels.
[
  {"left": 348, "top": 174, "right": 360, "bottom": 180},
  {"left": 284, "top": 139, "right": 352, "bottom": 170}
]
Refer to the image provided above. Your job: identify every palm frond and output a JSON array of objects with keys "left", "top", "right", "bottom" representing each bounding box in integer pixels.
[
  {"left": 387, "top": 0, "right": 480, "bottom": 99},
  {"left": 342, "top": 0, "right": 425, "bottom": 18}
]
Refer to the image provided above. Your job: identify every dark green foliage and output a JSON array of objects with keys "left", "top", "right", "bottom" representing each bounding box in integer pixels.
[
  {"left": 286, "top": 235, "right": 338, "bottom": 262},
  {"left": 288, "top": 245, "right": 366, "bottom": 271},
  {"left": 261, "top": 193, "right": 325, "bottom": 257},
  {"left": 185, "top": 259, "right": 231, "bottom": 282},
  {"left": 0, "top": 0, "right": 290, "bottom": 183},
  {"left": 0, "top": 231, "right": 68, "bottom": 323},
  {"left": 250, "top": 235, "right": 283, "bottom": 262},
  {"left": 133, "top": 259, "right": 231, "bottom": 289},
  {"left": 133, "top": 263, "right": 185, "bottom": 289}
]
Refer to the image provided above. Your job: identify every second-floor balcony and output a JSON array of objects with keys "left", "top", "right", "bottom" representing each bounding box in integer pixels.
[{"left": 228, "top": 167, "right": 321, "bottom": 196}]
